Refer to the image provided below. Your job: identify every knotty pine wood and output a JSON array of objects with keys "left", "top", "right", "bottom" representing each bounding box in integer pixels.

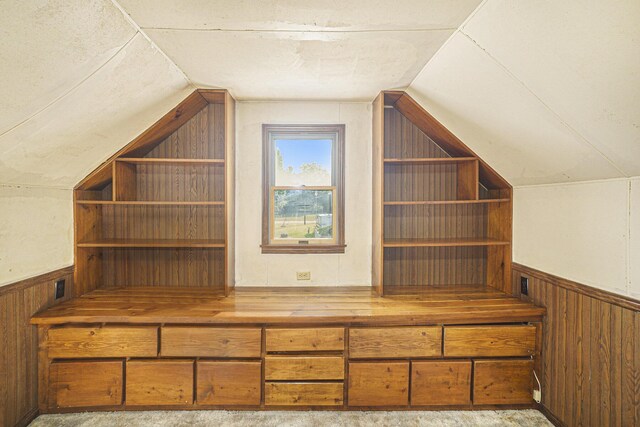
[
  {"left": 473, "top": 359, "right": 534, "bottom": 405},
  {"left": 443, "top": 325, "right": 536, "bottom": 357},
  {"left": 49, "top": 361, "right": 123, "bottom": 408},
  {"left": 372, "top": 93, "right": 384, "bottom": 295},
  {"left": 47, "top": 326, "right": 158, "bottom": 358},
  {"left": 0, "top": 266, "right": 74, "bottom": 427},
  {"left": 513, "top": 263, "right": 640, "bottom": 427},
  {"left": 160, "top": 326, "right": 262, "bottom": 357},
  {"left": 264, "top": 382, "right": 344, "bottom": 406},
  {"left": 264, "top": 356, "right": 345, "bottom": 381},
  {"left": 411, "top": 360, "right": 471, "bottom": 406},
  {"left": 126, "top": 360, "right": 194, "bottom": 406},
  {"left": 31, "top": 286, "right": 545, "bottom": 326},
  {"left": 349, "top": 326, "right": 442, "bottom": 358},
  {"left": 348, "top": 361, "right": 409, "bottom": 406},
  {"left": 265, "top": 328, "right": 345, "bottom": 352},
  {"left": 196, "top": 361, "right": 261, "bottom": 405}
]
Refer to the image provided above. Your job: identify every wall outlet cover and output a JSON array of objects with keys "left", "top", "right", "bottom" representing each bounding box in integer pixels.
[
  {"left": 296, "top": 271, "right": 311, "bottom": 280},
  {"left": 520, "top": 277, "right": 529, "bottom": 295},
  {"left": 54, "top": 279, "right": 65, "bottom": 299}
]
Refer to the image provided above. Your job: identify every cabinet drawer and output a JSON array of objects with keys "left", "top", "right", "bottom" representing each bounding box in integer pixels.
[
  {"left": 444, "top": 325, "right": 536, "bottom": 357},
  {"left": 49, "top": 361, "right": 123, "bottom": 408},
  {"left": 348, "top": 362, "right": 409, "bottom": 406},
  {"left": 473, "top": 359, "right": 533, "bottom": 405},
  {"left": 266, "top": 328, "right": 344, "bottom": 352},
  {"left": 265, "top": 356, "right": 344, "bottom": 380},
  {"left": 197, "top": 361, "right": 261, "bottom": 405},
  {"left": 265, "top": 382, "right": 343, "bottom": 406},
  {"left": 411, "top": 360, "right": 471, "bottom": 406},
  {"left": 161, "top": 326, "right": 261, "bottom": 357},
  {"left": 349, "top": 327, "right": 441, "bottom": 358},
  {"left": 48, "top": 326, "right": 157, "bottom": 358},
  {"left": 126, "top": 360, "right": 193, "bottom": 406}
]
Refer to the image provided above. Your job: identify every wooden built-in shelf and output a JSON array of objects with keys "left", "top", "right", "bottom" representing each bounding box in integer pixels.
[
  {"left": 77, "top": 239, "right": 225, "bottom": 248},
  {"left": 116, "top": 158, "right": 224, "bottom": 165},
  {"left": 384, "top": 157, "right": 476, "bottom": 164},
  {"left": 384, "top": 199, "right": 510, "bottom": 206},
  {"left": 75, "top": 201, "right": 225, "bottom": 206},
  {"left": 383, "top": 238, "right": 510, "bottom": 248}
]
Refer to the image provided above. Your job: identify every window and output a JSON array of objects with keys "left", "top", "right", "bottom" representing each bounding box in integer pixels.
[{"left": 262, "top": 124, "right": 345, "bottom": 253}]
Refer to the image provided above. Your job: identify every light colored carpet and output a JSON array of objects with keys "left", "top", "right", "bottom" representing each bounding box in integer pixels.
[{"left": 29, "top": 409, "right": 552, "bottom": 426}]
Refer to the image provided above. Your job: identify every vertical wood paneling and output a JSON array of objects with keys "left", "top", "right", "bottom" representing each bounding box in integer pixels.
[
  {"left": 514, "top": 264, "right": 640, "bottom": 427},
  {"left": 0, "top": 267, "right": 74, "bottom": 427}
]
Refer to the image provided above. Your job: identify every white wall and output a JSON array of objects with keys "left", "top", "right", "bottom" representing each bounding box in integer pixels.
[
  {"left": 235, "top": 101, "right": 372, "bottom": 286},
  {"left": 514, "top": 178, "right": 639, "bottom": 298},
  {"left": 0, "top": 185, "right": 73, "bottom": 287}
]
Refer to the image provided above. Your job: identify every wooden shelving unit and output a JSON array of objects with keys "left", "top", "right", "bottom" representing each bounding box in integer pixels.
[
  {"left": 73, "top": 89, "right": 235, "bottom": 295},
  {"left": 372, "top": 91, "right": 512, "bottom": 295}
]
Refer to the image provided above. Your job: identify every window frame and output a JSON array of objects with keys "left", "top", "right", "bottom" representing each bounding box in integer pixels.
[{"left": 262, "top": 124, "right": 346, "bottom": 254}]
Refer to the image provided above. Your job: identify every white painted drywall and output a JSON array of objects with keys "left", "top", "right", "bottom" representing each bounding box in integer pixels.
[
  {"left": 514, "top": 179, "right": 639, "bottom": 298},
  {"left": 0, "top": 185, "right": 73, "bottom": 287},
  {"left": 234, "top": 101, "right": 372, "bottom": 286}
]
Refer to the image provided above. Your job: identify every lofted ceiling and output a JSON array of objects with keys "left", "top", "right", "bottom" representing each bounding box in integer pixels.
[{"left": 0, "top": 0, "right": 638, "bottom": 189}]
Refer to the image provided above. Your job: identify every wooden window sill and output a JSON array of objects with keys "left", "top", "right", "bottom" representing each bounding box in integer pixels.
[{"left": 261, "top": 244, "right": 346, "bottom": 254}]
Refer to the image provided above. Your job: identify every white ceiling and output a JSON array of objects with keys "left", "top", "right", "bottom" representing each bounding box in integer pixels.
[
  {"left": 0, "top": 0, "right": 638, "bottom": 189},
  {"left": 408, "top": 0, "right": 640, "bottom": 185},
  {"left": 116, "top": 0, "right": 483, "bottom": 99}
]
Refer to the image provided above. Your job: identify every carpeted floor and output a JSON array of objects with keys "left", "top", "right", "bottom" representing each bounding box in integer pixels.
[{"left": 29, "top": 410, "right": 552, "bottom": 426}]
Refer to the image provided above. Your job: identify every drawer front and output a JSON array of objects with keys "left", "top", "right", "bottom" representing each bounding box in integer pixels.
[
  {"left": 197, "top": 361, "right": 261, "bottom": 405},
  {"left": 348, "top": 362, "right": 409, "bottom": 406},
  {"left": 444, "top": 325, "right": 536, "bottom": 357},
  {"left": 411, "top": 360, "right": 471, "bottom": 406},
  {"left": 161, "top": 326, "right": 261, "bottom": 357},
  {"left": 349, "top": 327, "right": 442, "bottom": 358},
  {"left": 50, "top": 361, "right": 123, "bottom": 408},
  {"left": 48, "top": 326, "right": 157, "bottom": 358},
  {"left": 266, "top": 328, "right": 344, "bottom": 352},
  {"left": 265, "top": 382, "right": 343, "bottom": 406},
  {"left": 473, "top": 359, "right": 533, "bottom": 405},
  {"left": 126, "top": 360, "right": 193, "bottom": 406},
  {"left": 265, "top": 356, "right": 344, "bottom": 380}
]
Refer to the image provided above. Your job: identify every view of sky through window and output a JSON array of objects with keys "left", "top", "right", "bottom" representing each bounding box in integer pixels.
[{"left": 275, "top": 139, "right": 332, "bottom": 186}]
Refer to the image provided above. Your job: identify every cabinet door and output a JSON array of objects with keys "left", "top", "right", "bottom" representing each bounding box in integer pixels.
[
  {"left": 197, "top": 361, "right": 261, "bottom": 405},
  {"left": 126, "top": 360, "right": 193, "bottom": 406},
  {"left": 48, "top": 326, "right": 157, "bottom": 358},
  {"left": 349, "top": 327, "right": 441, "bottom": 358},
  {"left": 348, "top": 362, "right": 409, "bottom": 406},
  {"left": 444, "top": 325, "right": 536, "bottom": 357},
  {"left": 473, "top": 359, "right": 533, "bottom": 405},
  {"left": 162, "top": 327, "right": 262, "bottom": 357},
  {"left": 50, "top": 361, "right": 123, "bottom": 408},
  {"left": 411, "top": 360, "right": 471, "bottom": 406}
]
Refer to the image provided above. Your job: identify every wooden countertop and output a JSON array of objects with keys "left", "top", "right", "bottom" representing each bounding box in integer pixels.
[{"left": 31, "top": 286, "right": 545, "bottom": 326}]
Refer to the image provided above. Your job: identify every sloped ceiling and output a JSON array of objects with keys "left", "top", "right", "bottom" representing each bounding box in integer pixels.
[
  {"left": 408, "top": 0, "right": 640, "bottom": 186},
  {"left": 115, "top": 0, "right": 482, "bottom": 100},
  {"left": 1, "top": 0, "right": 638, "bottom": 189},
  {"left": 0, "top": 0, "right": 193, "bottom": 188}
]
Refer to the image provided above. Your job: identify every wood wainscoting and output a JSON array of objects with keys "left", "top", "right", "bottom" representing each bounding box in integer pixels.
[
  {"left": 0, "top": 266, "right": 74, "bottom": 427},
  {"left": 513, "top": 263, "right": 640, "bottom": 427}
]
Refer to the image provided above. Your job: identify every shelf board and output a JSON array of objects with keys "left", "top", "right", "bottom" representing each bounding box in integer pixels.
[
  {"left": 77, "top": 239, "right": 225, "bottom": 248},
  {"left": 383, "top": 238, "right": 510, "bottom": 248},
  {"left": 384, "top": 199, "right": 510, "bottom": 206},
  {"left": 116, "top": 158, "right": 224, "bottom": 165},
  {"left": 384, "top": 157, "right": 477, "bottom": 164},
  {"left": 75, "top": 201, "right": 224, "bottom": 206}
]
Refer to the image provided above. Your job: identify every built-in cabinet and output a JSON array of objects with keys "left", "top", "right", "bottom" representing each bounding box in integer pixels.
[
  {"left": 372, "top": 91, "right": 513, "bottom": 295},
  {"left": 39, "top": 323, "right": 537, "bottom": 411}
]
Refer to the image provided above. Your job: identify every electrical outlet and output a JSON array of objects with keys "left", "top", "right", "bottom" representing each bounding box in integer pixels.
[
  {"left": 296, "top": 271, "right": 311, "bottom": 281},
  {"left": 54, "top": 279, "right": 65, "bottom": 299},
  {"left": 520, "top": 277, "right": 529, "bottom": 296}
]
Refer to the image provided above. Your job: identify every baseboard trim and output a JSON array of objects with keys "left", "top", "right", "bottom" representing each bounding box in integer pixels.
[
  {"left": 513, "top": 262, "right": 640, "bottom": 312},
  {"left": 0, "top": 265, "right": 74, "bottom": 297},
  {"left": 538, "top": 403, "right": 566, "bottom": 427},
  {"left": 15, "top": 407, "right": 39, "bottom": 427}
]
